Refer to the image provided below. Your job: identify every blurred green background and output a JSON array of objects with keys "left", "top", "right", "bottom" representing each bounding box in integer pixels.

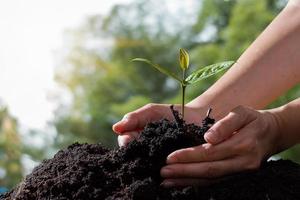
[{"left": 1, "top": 0, "right": 300, "bottom": 189}]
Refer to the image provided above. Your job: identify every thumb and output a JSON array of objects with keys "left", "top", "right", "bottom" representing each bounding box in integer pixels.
[
  {"left": 117, "top": 131, "right": 139, "bottom": 147},
  {"left": 113, "top": 114, "right": 140, "bottom": 134},
  {"left": 112, "top": 104, "right": 172, "bottom": 134}
]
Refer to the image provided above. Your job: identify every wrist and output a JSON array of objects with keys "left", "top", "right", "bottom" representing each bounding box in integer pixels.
[
  {"left": 262, "top": 107, "right": 285, "bottom": 155},
  {"left": 186, "top": 95, "right": 209, "bottom": 114},
  {"left": 186, "top": 94, "right": 224, "bottom": 121}
]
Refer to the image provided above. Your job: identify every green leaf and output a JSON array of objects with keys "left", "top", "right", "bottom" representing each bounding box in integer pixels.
[
  {"left": 132, "top": 58, "right": 182, "bottom": 82},
  {"left": 185, "top": 61, "right": 235, "bottom": 85},
  {"left": 179, "top": 48, "right": 189, "bottom": 70}
]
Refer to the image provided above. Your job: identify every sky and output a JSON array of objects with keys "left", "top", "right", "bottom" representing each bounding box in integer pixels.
[{"left": 0, "top": 0, "right": 131, "bottom": 130}]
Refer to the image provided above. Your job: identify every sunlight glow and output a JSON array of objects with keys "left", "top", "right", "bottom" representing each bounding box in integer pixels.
[{"left": 0, "top": 0, "right": 131, "bottom": 129}]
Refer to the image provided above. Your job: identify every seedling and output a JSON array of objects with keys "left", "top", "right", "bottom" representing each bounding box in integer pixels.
[{"left": 132, "top": 49, "right": 234, "bottom": 119}]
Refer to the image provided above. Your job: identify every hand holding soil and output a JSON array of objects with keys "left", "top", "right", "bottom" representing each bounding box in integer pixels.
[
  {"left": 113, "top": 104, "right": 282, "bottom": 187},
  {"left": 161, "top": 105, "right": 281, "bottom": 187},
  {"left": 113, "top": 95, "right": 300, "bottom": 191},
  {"left": 113, "top": 103, "right": 206, "bottom": 147}
]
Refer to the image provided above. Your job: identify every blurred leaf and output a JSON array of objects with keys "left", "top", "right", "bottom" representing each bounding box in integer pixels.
[
  {"left": 132, "top": 58, "right": 182, "bottom": 82},
  {"left": 0, "top": 106, "right": 23, "bottom": 188},
  {"left": 185, "top": 61, "right": 234, "bottom": 85}
]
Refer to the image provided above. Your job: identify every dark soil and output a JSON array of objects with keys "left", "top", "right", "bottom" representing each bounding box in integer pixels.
[{"left": 2, "top": 106, "right": 300, "bottom": 200}]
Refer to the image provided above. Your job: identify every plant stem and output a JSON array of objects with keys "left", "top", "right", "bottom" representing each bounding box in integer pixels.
[
  {"left": 181, "top": 69, "right": 186, "bottom": 119},
  {"left": 181, "top": 84, "right": 186, "bottom": 119}
]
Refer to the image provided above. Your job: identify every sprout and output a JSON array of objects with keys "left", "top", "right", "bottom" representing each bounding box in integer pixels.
[
  {"left": 179, "top": 48, "right": 189, "bottom": 70},
  {"left": 132, "top": 48, "right": 234, "bottom": 119}
]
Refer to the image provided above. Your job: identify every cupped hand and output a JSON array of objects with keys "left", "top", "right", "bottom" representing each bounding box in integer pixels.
[
  {"left": 112, "top": 103, "right": 206, "bottom": 147},
  {"left": 160, "top": 105, "right": 281, "bottom": 188}
]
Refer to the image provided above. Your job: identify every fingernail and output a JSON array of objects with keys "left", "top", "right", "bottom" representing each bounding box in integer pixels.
[
  {"left": 122, "top": 114, "right": 129, "bottom": 121},
  {"left": 118, "top": 141, "right": 126, "bottom": 147},
  {"left": 160, "top": 180, "right": 174, "bottom": 188},
  {"left": 113, "top": 119, "right": 128, "bottom": 133},
  {"left": 113, "top": 123, "right": 123, "bottom": 134},
  {"left": 117, "top": 136, "right": 125, "bottom": 147},
  {"left": 161, "top": 167, "right": 172, "bottom": 177},
  {"left": 166, "top": 154, "right": 177, "bottom": 164},
  {"left": 204, "top": 130, "right": 218, "bottom": 143}
]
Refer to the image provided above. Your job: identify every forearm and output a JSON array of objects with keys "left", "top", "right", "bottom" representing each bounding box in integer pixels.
[
  {"left": 188, "top": 3, "right": 300, "bottom": 120},
  {"left": 270, "top": 98, "right": 300, "bottom": 152}
]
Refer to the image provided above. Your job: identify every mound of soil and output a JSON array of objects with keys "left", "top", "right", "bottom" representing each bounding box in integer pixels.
[{"left": 2, "top": 106, "right": 300, "bottom": 200}]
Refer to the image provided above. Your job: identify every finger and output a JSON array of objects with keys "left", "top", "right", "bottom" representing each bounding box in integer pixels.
[
  {"left": 167, "top": 126, "right": 251, "bottom": 164},
  {"left": 112, "top": 104, "right": 174, "bottom": 134},
  {"left": 161, "top": 157, "right": 247, "bottom": 179},
  {"left": 204, "top": 106, "right": 257, "bottom": 144},
  {"left": 161, "top": 178, "right": 217, "bottom": 188},
  {"left": 118, "top": 135, "right": 132, "bottom": 147},
  {"left": 167, "top": 122, "right": 259, "bottom": 164},
  {"left": 166, "top": 142, "right": 235, "bottom": 164},
  {"left": 117, "top": 131, "right": 139, "bottom": 147}
]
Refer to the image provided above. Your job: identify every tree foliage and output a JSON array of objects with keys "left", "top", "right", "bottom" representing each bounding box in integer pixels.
[{"left": 0, "top": 105, "right": 23, "bottom": 188}]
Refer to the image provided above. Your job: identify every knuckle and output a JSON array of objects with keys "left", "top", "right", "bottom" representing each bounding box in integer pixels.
[
  {"left": 232, "top": 105, "right": 246, "bottom": 113},
  {"left": 202, "top": 144, "right": 215, "bottom": 160},
  {"left": 257, "top": 118, "right": 268, "bottom": 133},
  {"left": 234, "top": 105, "right": 259, "bottom": 120},
  {"left": 232, "top": 106, "right": 250, "bottom": 121},
  {"left": 233, "top": 105, "right": 256, "bottom": 119},
  {"left": 125, "top": 112, "right": 137, "bottom": 119},
  {"left": 227, "top": 111, "right": 239, "bottom": 120},
  {"left": 245, "top": 158, "right": 261, "bottom": 170},
  {"left": 245, "top": 138, "right": 257, "bottom": 153},
  {"left": 144, "top": 103, "right": 157, "bottom": 110},
  {"left": 235, "top": 138, "right": 257, "bottom": 154},
  {"left": 228, "top": 111, "right": 244, "bottom": 124},
  {"left": 176, "top": 165, "right": 187, "bottom": 176},
  {"left": 205, "top": 163, "right": 218, "bottom": 178}
]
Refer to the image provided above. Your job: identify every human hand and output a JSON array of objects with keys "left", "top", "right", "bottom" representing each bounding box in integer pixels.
[
  {"left": 112, "top": 103, "right": 206, "bottom": 147},
  {"left": 160, "top": 106, "right": 281, "bottom": 188}
]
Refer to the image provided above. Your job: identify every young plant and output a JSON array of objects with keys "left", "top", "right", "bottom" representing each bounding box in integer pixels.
[{"left": 132, "top": 49, "right": 234, "bottom": 119}]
